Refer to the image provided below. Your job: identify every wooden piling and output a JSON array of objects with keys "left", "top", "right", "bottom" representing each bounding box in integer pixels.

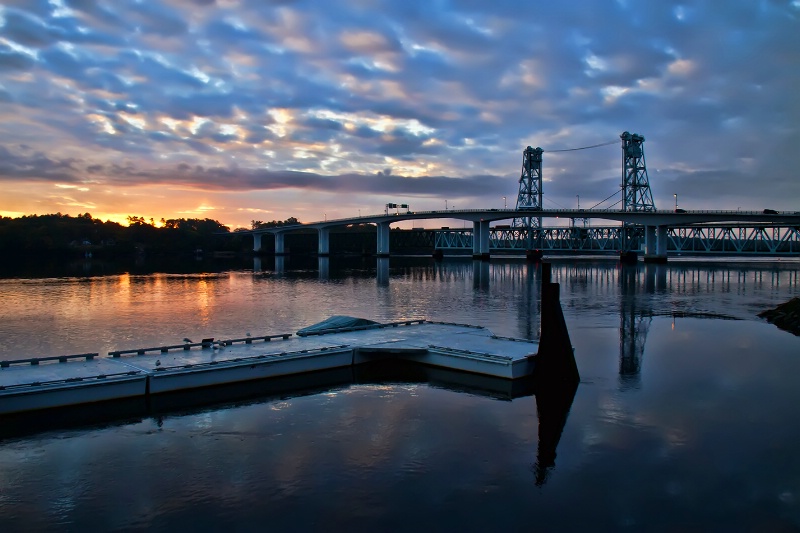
[{"left": 535, "top": 262, "right": 580, "bottom": 389}]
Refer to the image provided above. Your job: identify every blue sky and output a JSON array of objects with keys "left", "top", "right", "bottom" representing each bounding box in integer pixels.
[{"left": 0, "top": 0, "right": 798, "bottom": 228}]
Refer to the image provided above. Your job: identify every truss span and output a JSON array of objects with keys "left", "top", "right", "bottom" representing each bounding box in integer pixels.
[{"left": 434, "top": 224, "right": 800, "bottom": 256}]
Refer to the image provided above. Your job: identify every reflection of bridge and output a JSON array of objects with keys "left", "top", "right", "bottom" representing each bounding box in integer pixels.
[
  {"left": 241, "top": 208, "right": 800, "bottom": 262},
  {"left": 557, "top": 260, "right": 800, "bottom": 389}
]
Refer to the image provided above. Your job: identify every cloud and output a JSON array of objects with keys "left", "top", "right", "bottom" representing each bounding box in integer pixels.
[
  {"left": 0, "top": 145, "right": 81, "bottom": 182},
  {"left": 0, "top": 0, "right": 798, "bottom": 226},
  {"left": 0, "top": 45, "right": 35, "bottom": 71},
  {"left": 0, "top": 142, "right": 506, "bottom": 200},
  {"left": 0, "top": 8, "right": 60, "bottom": 47}
]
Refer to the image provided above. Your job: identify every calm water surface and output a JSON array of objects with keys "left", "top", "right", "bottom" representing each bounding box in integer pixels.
[{"left": 1, "top": 256, "right": 799, "bottom": 531}]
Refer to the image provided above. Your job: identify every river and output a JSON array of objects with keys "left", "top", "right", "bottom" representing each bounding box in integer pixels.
[{"left": 1, "top": 255, "right": 799, "bottom": 531}]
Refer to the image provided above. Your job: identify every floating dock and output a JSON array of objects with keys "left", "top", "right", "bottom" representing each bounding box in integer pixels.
[
  {"left": 0, "top": 263, "right": 578, "bottom": 418},
  {"left": 0, "top": 320, "right": 540, "bottom": 415}
]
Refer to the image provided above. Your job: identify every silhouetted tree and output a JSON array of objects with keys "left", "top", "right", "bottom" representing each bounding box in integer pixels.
[
  {"left": 251, "top": 217, "right": 300, "bottom": 229},
  {"left": 0, "top": 214, "right": 231, "bottom": 256}
]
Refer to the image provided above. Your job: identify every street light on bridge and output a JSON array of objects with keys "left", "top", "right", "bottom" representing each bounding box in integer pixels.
[
  {"left": 503, "top": 196, "right": 507, "bottom": 209},
  {"left": 674, "top": 194, "right": 678, "bottom": 211}
]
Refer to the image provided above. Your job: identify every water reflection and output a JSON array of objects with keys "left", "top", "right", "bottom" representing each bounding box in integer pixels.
[
  {"left": 619, "top": 265, "right": 650, "bottom": 389},
  {"left": 355, "top": 363, "right": 576, "bottom": 488},
  {"left": 318, "top": 257, "right": 329, "bottom": 280},
  {"left": 2, "top": 257, "right": 800, "bottom": 529},
  {"left": 0, "top": 363, "right": 577, "bottom": 489},
  {"left": 4, "top": 256, "right": 797, "bottom": 375},
  {"left": 545, "top": 259, "right": 799, "bottom": 390},
  {"left": 520, "top": 262, "right": 542, "bottom": 341},
  {"left": 644, "top": 262, "right": 668, "bottom": 293},
  {"left": 472, "top": 260, "right": 490, "bottom": 290},
  {"left": 534, "top": 382, "right": 578, "bottom": 486},
  {"left": 376, "top": 257, "right": 389, "bottom": 286}
]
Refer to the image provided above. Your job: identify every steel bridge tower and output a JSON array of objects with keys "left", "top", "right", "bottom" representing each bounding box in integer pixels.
[
  {"left": 620, "top": 131, "right": 655, "bottom": 212},
  {"left": 513, "top": 146, "right": 544, "bottom": 248},
  {"left": 619, "top": 132, "right": 655, "bottom": 254}
]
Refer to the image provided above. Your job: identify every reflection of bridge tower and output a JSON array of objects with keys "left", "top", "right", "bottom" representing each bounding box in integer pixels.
[
  {"left": 620, "top": 132, "right": 655, "bottom": 254},
  {"left": 618, "top": 265, "right": 652, "bottom": 389},
  {"left": 520, "top": 263, "right": 542, "bottom": 341},
  {"left": 513, "top": 146, "right": 544, "bottom": 249}
]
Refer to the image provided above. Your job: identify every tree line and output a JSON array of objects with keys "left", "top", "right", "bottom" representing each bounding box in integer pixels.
[
  {"left": 0, "top": 213, "right": 237, "bottom": 256},
  {"left": 248, "top": 218, "right": 299, "bottom": 229}
]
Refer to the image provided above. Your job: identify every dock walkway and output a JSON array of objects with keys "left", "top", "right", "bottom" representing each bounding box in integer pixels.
[{"left": 0, "top": 320, "right": 538, "bottom": 415}]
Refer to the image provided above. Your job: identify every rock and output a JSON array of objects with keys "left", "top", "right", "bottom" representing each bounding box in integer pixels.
[{"left": 758, "top": 297, "right": 800, "bottom": 336}]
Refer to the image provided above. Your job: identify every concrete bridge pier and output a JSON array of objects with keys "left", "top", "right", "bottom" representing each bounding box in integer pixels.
[
  {"left": 644, "top": 226, "right": 656, "bottom": 255},
  {"left": 274, "top": 232, "right": 286, "bottom": 255},
  {"left": 253, "top": 232, "right": 287, "bottom": 255},
  {"left": 472, "top": 220, "right": 491, "bottom": 260},
  {"left": 318, "top": 227, "right": 330, "bottom": 256},
  {"left": 377, "top": 222, "right": 391, "bottom": 257},
  {"left": 644, "top": 225, "right": 668, "bottom": 263},
  {"left": 658, "top": 226, "right": 668, "bottom": 255}
]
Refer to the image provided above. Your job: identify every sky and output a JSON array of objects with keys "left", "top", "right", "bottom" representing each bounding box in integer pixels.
[{"left": 0, "top": 0, "right": 798, "bottom": 229}]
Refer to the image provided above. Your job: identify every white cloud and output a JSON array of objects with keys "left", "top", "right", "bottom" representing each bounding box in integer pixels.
[{"left": 0, "top": 0, "right": 798, "bottom": 226}]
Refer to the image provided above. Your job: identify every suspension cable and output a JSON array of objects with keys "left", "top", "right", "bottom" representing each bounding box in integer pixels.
[
  {"left": 588, "top": 189, "right": 621, "bottom": 210},
  {"left": 543, "top": 197, "right": 569, "bottom": 209},
  {"left": 544, "top": 139, "right": 619, "bottom": 153},
  {"left": 518, "top": 137, "right": 620, "bottom": 212}
]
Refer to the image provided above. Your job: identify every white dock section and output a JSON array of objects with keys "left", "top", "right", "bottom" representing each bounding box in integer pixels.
[
  {"left": 0, "top": 354, "right": 146, "bottom": 414},
  {"left": 0, "top": 320, "right": 538, "bottom": 415}
]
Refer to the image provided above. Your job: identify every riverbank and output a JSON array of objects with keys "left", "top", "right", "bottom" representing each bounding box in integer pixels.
[{"left": 758, "top": 297, "right": 800, "bottom": 336}]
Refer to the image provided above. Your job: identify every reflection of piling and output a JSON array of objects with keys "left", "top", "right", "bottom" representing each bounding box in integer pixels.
[
  {"left": 535, "top": 263, "right": 580, "bottom": 389},
  {"left": 534, "top": 380, "right": 578, "bottom": 486},
  {"left": 532, "top": 262, "right": 579, "bottom": 485}
]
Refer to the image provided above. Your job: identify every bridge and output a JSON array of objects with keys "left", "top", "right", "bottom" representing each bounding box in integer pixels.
[
  {"left": 240, "top": 208, "right": 800, "bottom": 262},
  {"left": 237, "top": 131, "right": 800, "bottom": 262}
]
